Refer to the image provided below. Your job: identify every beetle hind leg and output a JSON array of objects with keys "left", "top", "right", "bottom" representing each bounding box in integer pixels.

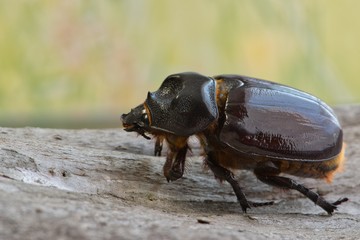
[
  {"left": 254, "top": 163, "right": 348, "bottom": 214},
  {"left": 205, "top": 153, "right": 273, "bottom": 213}
]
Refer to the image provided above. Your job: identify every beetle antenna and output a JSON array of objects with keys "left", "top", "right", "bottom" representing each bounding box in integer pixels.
[
  {"left": 139, "top": 131, "right": 151, "bottom": 140},
  {"left": 135, "top": 126, "right": 151, "bottom": 140}
]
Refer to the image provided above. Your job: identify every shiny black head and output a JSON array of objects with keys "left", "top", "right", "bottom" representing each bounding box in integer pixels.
[
  {"left": 121, "top": 104, "right": 151, "bottom": 139},
  {"left": 122, "top": 72, "right": 219, "bottom": 137}
]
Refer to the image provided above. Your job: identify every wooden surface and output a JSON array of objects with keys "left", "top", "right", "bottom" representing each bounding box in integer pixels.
[{"left": 0, "top": 105, "right": 359, "bottom": 239}]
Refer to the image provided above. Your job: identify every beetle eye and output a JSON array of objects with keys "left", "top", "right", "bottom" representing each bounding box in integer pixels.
[{"left": 141, "top": 113, "right": 149, "bottom": 124}]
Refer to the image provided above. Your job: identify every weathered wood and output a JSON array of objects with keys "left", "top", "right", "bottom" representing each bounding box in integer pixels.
[{"left": 0, "top": 105, "right": 359, "bottom": 239}]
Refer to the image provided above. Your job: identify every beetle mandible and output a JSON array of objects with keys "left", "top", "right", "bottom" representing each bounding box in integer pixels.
[{"left": 121, "top": 72, "right": 348, "bottom": 214}]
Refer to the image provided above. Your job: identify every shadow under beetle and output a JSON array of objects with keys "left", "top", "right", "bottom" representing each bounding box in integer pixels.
[{"left": 121, "top": 72, "right": 348, "bottom": 214}]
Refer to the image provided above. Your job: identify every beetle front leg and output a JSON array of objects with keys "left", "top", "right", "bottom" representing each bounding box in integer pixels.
[
  {"left": 163, "top": 145, "right": 188, "bottom": 182},
  {"left": 163, "top": 136, "right": 189, "bottom": 182},
  {"left": 206, "top": 152, "right": 273, "bottom": 213}
]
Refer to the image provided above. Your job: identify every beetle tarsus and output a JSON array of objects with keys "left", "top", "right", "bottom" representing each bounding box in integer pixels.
[
  {"left": 254, "top": 169, "right": 348, "bottom": 214},
  {"left": 332, "top": 197, "right": 348, "bottom": 206},
  {"left": 249, "top": 201, "right": 274, "bottom": 208}
]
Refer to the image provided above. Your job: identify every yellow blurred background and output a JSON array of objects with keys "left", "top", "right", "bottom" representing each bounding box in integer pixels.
[{"left": 1, "top": 1, "right": 359, "bottom": 128}]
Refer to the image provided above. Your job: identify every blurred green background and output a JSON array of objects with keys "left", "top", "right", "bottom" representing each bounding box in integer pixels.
[{"left": 1, "top": 1, "right": 359, "bottom": 128}]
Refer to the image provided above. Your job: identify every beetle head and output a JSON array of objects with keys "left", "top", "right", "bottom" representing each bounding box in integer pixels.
[
  {"left": 121, "top": 104, "right": 151, "bottom": 140},
  {"left": 122, "top": 72, "right": 219, "bottom": 138}
]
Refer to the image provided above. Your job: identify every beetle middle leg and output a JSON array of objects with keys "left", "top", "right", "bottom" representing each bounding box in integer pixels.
[
  {"left": 154, "top": 136, "right": 164, "bottom": 156},
  {"left": 254, "top": 162, "right": 348, "bottom": 214},
  {"left": 206, "top": 152, "right": 274, "bottom": 213}
]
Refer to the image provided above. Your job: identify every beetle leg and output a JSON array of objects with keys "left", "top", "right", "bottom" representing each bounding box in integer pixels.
[
  {"left": 154, "top": 136, "right": 164, "bottom": 156},
  {"left": 206, "top": 152, "right": 273, "bottom": 212},
  {"left": 164, "top": 145, "right": 188, "bottom": 182},
  {"left": 163, "top": 136, "right": 189, "bottom": 182},
  {"left": 206, "top": 157, "right": 250, "bottom": 212},
  {"left": 254, "top": 164, "right": 348, "bottom": 214}
]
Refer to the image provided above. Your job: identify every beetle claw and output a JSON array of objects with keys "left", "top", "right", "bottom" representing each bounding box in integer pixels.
[
  {"left": 332, "top": 197, "right": 349, "bottom": 206},
  {"left": 165, "top": 169, "right": 183, "bottom": 182},
  {"left": 322, "top": 197, "right": 349, "bottom": 215},
  {"left": 240, "top": 203, "right": 251, "bottom": 213}
]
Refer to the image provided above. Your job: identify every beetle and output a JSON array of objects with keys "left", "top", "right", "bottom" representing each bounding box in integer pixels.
[{"left": 121, "top": 72, "right": 348, "bottom": 214}]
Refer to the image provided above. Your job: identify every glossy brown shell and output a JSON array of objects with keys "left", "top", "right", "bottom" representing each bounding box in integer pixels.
[{"left": 217, "top": 75, "right": 343, "bottom": 161}]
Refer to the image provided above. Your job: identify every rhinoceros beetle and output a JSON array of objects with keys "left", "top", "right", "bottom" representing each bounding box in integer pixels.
[{"left": 121, "top": 72, "right": 348, "bottom": 214}]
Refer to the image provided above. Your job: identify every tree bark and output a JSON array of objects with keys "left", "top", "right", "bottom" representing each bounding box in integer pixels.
[{"left": 1, "top": 106, "right": 359, "bottom": 239}]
